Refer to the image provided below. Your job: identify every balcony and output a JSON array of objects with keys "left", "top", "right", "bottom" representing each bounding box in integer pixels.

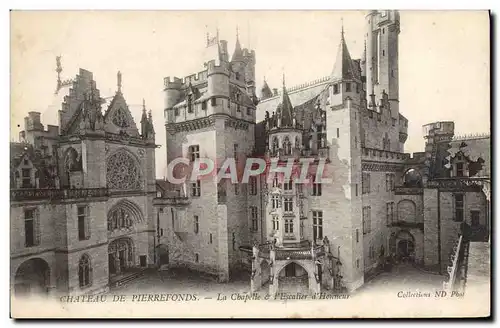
[
  {"left": 153, "top": 196, "right": 190, "bottom": 207},
  {"left": 10, "top": 188, "right": 109, "bottom": 202},
  {"left": 394, "top": 186, "right": 423, "bottom": 195},
  {"left": 426, "top": 178, "right": 489, "bottom": 192},
  {"left": 387, "top": 220, "right": 424, "bottom": 230},
  {"left": 254, "top": 240, "right": 325, "bottom": 261}
]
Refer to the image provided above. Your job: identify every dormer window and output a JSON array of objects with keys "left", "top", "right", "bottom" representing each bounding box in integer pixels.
[
  {"left": 21, "top": 168, "right": 31, "bottom": 188},
  {"left": 456, "top": 163, "right": 464, "bottom": 177},
  {"left": 453, "top": 153, "right": 467, "bottom": 178},
  {"left": 23, "top": 158, "right": 29, "bottom": 165}
]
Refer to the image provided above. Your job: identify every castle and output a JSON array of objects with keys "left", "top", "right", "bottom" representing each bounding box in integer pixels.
[
  {"left": 11, "top": 66, "right": 158, "bottom": 297},
  {"left": 10, "top": 10, "right": 490, "bottom": 298},
  {"left": 157, "top": 10, "right": 490, "bottom": 294}
]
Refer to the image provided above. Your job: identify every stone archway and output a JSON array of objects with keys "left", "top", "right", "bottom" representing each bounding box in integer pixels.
[
  {"left": 157, "top": 244, "right": 169, "bottom": 266},
  {"left": 395, "top": 230, "right": 416, "bottom": 261},
  {"left": 260, "top": 260, "right": 270, "bottom": 285},
  {"left": 276, "top": 261, "right": 310, "bottom": 294},
  {"left": 14, "top": 258, "right": 50, "bottom": 298},
  {"left": 108, "top": 237, "right": 135, "bottom": 277}
]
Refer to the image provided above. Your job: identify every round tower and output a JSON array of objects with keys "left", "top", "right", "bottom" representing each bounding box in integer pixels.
[{"left": 206, "top": 60, "right": 230, "bottom": 99}]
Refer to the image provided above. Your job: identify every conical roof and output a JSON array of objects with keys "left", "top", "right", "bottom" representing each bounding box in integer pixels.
[
  {"left": 330, "top": 32, "right": 358, "bottom": 80},
  {"left": 231, "top": 33, "right": 244, "bottom": 62},
  {"left": 277, "top": 76, "right": 294, "bottom": 128}
]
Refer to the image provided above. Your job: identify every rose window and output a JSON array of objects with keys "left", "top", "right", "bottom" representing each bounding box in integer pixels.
[
  {"left": 106, "top": 151, "right": 142, "bottom": 190},
  {"left": 112, "top": 108, "right": 129, "bottom": 128}
]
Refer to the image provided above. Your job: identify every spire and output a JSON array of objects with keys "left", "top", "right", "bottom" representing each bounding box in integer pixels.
[
  {"left": 117, "top": 71, "right": 122, "bottom": 93},
  {"left": 260, "top": 76, "right": 273, "bottom": 100},
  {"left": 231, "top": 26, "right": 244, "bottom": 62},
  {"left": 140, "top": 98, "right": 149, "bottom": 138},
  {"left": 341, "top": 17, "right": 344, "bottom": 40},
  {"left": 276, "top": 73, "right": 294, "bottom": 128},
  {"left": 330, "top": 24, "right": 358, "bottom": 81}
]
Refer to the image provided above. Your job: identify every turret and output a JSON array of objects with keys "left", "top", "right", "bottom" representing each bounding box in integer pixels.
[
  {"left": 260, "top": 78, "right": 273, "bottom": 100},
  {"left": 365, "top": 10, "right": 400, "bottom": 118},
  {"left": 328, "top": 25, "right": 362, "bottom": 108},
  {"left": 163, "top": 76, "right": 183, "bottom": 110}
]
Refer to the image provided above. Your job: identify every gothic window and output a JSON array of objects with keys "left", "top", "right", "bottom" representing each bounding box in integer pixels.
[
  {"left": 108, "top": 207, "right": 134, "bottom": 232},
  {"left": 187, "top": 95, "right": 193, "bottom": 113},
  {"left": 272, "top": 137, "right": 279, "bottom": 155},
  {"left": 24, "top": 208, "right": 39, "bottom": 247},
  {"left": 250, "top": 206, "right": 258, "bottom": 231},
  {"left": 284, "top": 219, "right": 294, "bottom": 239},
  {"left": 112, "top": 108, "right": 130, "bottom": 128},
  {"left": 249, "top": 177, "right": 257, "bottom": 195},
  {"left": 191, "top": 180, "right": 201, "bottom": 197},
  {"left": 283, "top": 179, "right": 293, "bottom": 191},
  {"left": 312, "top": 176, "right": 322, "bottom": 196},
  {"left": 362, "top": 172, "right": 371, "bottom": 194},
  {"left": 21, "top": 168, "right": 32, "bottom": 188},
  {"left": 386, "top": 202, "right": 394, "bottom": 225},
  {"left": 78, "top": 254, "right": 92, "bottom": 288},
  {"left": 194, "top": 215, "right": 199, "bottom": 234},
  {"left": 295, "top": 136, "right": 300, "bottom": 149},
  {"left": 312, "top": 210, "right": 323, "bottom": 241},
  {"left": 271, "top": 195, "right": 280, "bottom": 209},
  {"left": 363, "top": 206, "right": 371, "bottom": 234},
  {"left": 64, "top": 147, "right": 81, "bottom": 172},
  {"left": 454, "top": 194, "right": 464, "bottom": 222},
  {"left": 284, "top": 196, "right": 293, "bottom": 213},
  {"left": 189, "top": 145, "right": 200, "bottom": 162},
  {"left": 272, "top": 216, "right": 279, "bottom": 231},
  {"left": 283, "top": 137, "right": 292, "bottom": 155},
  {"left": 107, "top": 151, "right": 142, "bottom": 190},
  {"left": 78, "top": 205, "right": 90, "bottom": 240}
]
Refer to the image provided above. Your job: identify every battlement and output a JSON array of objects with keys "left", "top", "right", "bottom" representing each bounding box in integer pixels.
[
  {"left": 423, "top": 121, "right": 455, "bottom": 138},
  {"left": 366, "top": 10, "right": 400, "bottom": 27},
  {"left": 362, "top": 146, "right": 410, "bottom": 161},
  {"left": 260, "top": 76, "right": 330, "bottom": 103},
  {"left": 452, "top": 133, "right": 490, "bottom": 141},
  {"left": 164, "top": 69, "right": 209, "bottom": 88}
]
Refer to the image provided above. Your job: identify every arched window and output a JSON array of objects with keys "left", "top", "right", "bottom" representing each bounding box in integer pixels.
[
  {"left": 272, "top": 137, "right": 279, "bottom": 155},
  {"left": 64, "top": 147, "right": 81, "bottom": 172},
  {"left": 78, "top": 254, "right": 92, "bottom": 288},
  {"left": 295, "top": 136, "right": 300, "bottom": 149},
  {"left": 106, "top": 150, "right": 142, "bottom": 190},
  {"left": 283, "top": 137, "right": 292, "bottom": 155},
  {"left": 403, "top": 169, "right": 422, "bottom": 187}
]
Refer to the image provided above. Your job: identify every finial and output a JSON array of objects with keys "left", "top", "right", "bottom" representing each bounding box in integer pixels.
[
  {"left": 341, "top": 17, "right": 344, "bottom": 39},
  {"left": 236, "top": 25, "right": 239, "bottom": 40},
  {"left": 117, "top": 71, "right": 122, "bottom": 93},
  {"left": 282, "top": 72, "right": 286, "bottom": 88},
  {"left": 142, "top": 98, "right": 146, "bottom": 112}
]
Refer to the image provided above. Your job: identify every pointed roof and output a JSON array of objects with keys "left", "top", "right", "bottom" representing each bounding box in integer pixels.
[
  {"left": 276, "top": 75, "right": 294, "bottom": 128},
  {"left": 330, "top": 29, "right": 358, "bottom": 80},
  {"left": 260, "top": 77, "right": 273, "bottom": 99},
  {"left": 231, "top": 28, "right": 245, "bottom": 62}
]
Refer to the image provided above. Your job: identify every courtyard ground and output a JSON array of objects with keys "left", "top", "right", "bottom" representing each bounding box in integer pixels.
[{"left": 109, "top": 263, "right": 446, "bottom": 298}]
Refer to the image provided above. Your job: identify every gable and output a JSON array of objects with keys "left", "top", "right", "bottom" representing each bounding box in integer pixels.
[{"left": 103, "top": 93, "right": 140, "bottom": 137}]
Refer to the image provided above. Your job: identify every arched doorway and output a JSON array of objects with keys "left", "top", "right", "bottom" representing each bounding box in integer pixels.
[
  {"left": 157, "top": 244, "right": 169, "bottom": 266},
  {"left": 395, "top": 230, "right": 416, "bottom": 262},
  {"left": 277, "top": 262, "right": 309, "bottom": 294},
  {"left": 14, "top": 258, "right": 50, "bottom": 298},
  {"left": 108, "top": 238, "right": 135, "bottom": 277}
]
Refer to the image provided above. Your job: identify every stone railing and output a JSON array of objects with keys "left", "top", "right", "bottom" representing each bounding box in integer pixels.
[
  {"left": 443, "top": 235, "right": 463, "bottom": 293},
  {"left": 362, "top": 147, "right": 411, "bottom": 161},
  {"left": 153, "top": 196, "right": 190, "bottom": 206},
  {"left": 394, "top": 186, "right": 424, "bottom": 195},
  {"left": 427, "top": 178, "right": 489, "bottom": 191},
  {"left": 11, "top": 188, "right": 109, "bottom": 202}
]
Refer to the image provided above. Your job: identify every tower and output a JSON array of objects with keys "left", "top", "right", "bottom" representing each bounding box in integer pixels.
[
  {"left": 324, "top": 26, "right": 365, "bottom": 291},
  {"left": 365, "top": 10, "right": 400, "bottom": 118},
  {"left": 163, "top": 32, "right": 257, "bottom": 281}
]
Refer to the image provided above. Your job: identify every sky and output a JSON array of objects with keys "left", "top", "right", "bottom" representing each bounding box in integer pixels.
[{"left": 10, "top": 10, "right": 490, "bottom": 177}]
